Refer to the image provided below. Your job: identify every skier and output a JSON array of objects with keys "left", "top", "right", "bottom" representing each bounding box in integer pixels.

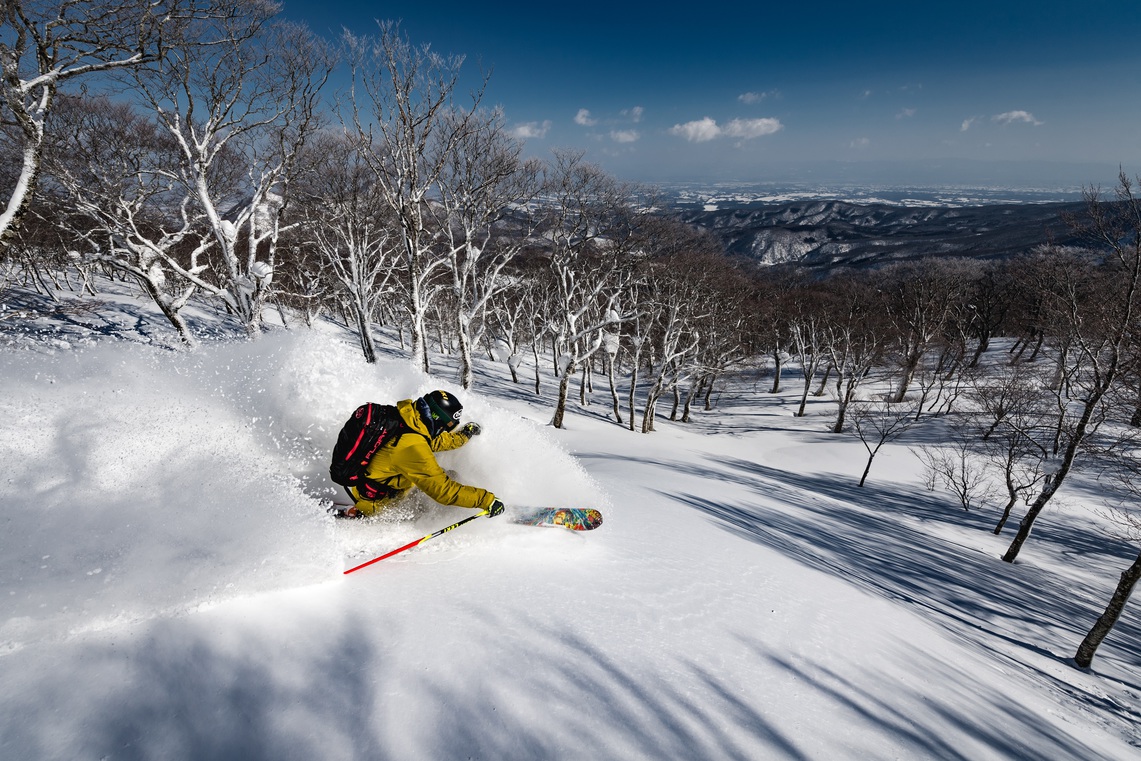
[{"left": 333, "top": 389, "right": 505, "bottom": 520}]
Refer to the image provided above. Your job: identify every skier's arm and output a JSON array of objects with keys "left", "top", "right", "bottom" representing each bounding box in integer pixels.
[
  {"left": 404, "top": 438, "right": 495, "bottom": 509},
  {"left": 430, "top": 428, "right": 473, "bottom": 452}
]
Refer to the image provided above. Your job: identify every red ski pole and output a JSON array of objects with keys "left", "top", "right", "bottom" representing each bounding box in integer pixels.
[{"left": 343, "top": 509, "right": 489, "bottom": 575}]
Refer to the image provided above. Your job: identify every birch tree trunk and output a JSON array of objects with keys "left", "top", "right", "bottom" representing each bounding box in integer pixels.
[{"left": 1074, "top": 550, "right": 1141, "bottom": 668}]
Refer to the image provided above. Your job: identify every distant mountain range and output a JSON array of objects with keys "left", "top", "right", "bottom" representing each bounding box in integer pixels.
[{"left": 669, "top": 195, "right": 1089, "bottom": 271}]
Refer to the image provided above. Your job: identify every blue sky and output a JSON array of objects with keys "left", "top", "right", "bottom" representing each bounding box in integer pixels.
[{"left": 282, "top": 0, "right": 1141, "bottom": 188}]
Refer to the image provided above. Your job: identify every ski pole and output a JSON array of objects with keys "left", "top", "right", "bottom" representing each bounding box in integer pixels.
[{"left": 343, "top": 510, "right": 490, "bottom": 575}]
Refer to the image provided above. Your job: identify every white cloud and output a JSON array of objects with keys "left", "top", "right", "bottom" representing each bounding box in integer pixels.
[
  {"left": 961, "top": 117, "right": 978, "bottom": 132},
  {"left": 510, "top": 120, "right": 552, "bottom": 139},
  {"left": 738, "top": 90, "right": 779, "bottom": 105},
  {"left": 574, "top": 108, "right": 597, "bottom": 126},
  {"left": 622, "top": 106, "right": 644, "bottom": 122},
  {"left": 610, "top": 129, "right": 640, "bottom": 143},
  {"left": 850, "top": 137, "right": 870, "bottom": 149},
  {"left": 723, "top": 117, "right": 783, "bottom": 139},
  {"left": 993, "top": 110, "right": 1043, "bottom": 126},
  {"left": 669, "top": 117, "right": 722, "bottom": 142},
  {"left": 669, "top": 116, "right": 782, "bottom": 143},
  {"left": 896, "top": 108, "right": 916, "bottom": 119}
]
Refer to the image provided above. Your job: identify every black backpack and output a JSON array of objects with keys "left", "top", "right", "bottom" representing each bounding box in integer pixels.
[{"left": 329, "top": 403, "right": 407, "bottom": 499}]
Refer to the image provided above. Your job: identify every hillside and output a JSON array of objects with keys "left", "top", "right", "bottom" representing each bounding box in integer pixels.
[
  {"left": 0, "top": 281, "right": 1139, "bottom": 759},
  {"left": 674, "top": 200, "right": 1088, "bottom": 270}
]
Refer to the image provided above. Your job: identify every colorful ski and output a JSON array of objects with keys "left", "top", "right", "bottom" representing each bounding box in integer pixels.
[
  {"left": 512, "top": 507, "right": 603, "bottom": 531},
  {"left": 326, "top": 500, "right": 604, "bottom": 531}
]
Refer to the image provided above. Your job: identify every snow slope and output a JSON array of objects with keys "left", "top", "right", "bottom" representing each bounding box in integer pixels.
[{"left": 1, "top": 288, "right": 1139, "bottom": 760}]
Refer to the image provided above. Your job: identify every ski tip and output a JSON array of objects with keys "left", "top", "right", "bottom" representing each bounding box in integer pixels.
[{"left": 581, "top": 509, "right": 603, "bottom": 530}]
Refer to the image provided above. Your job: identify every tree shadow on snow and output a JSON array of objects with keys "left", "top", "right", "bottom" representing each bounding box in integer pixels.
[
  {"left": 753, "top": 645, "right": 1103, "bottom": 761},
  {"left": 6, "top": 287, "right": 244, "bottom": 344},
  {"left": 648, "top": 453, "right": 1141, "bottom": 740},
  {"left": 2, "top": 606, "right": 814, "bottom": 761}
]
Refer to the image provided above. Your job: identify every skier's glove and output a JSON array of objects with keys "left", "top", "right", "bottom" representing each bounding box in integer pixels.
[
  {"left": 460, "top": 422, "right": 482, "bottom": 438},
  {"left": 487, "top": 499, "right": 505, "bottom": 518}
]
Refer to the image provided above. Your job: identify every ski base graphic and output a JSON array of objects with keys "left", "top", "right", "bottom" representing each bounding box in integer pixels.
[{"left": 512, "top": 507, "right": 603, "bottom": 531}]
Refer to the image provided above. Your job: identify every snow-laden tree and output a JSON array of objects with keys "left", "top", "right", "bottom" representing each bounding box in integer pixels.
[
  {"left": 293, "top": 131, "right": 399, "bottom": 363},
  {"left": 619, "top": 281, "right": 651, "bottom": 431},
  {"left": 537, "top": 151, "right": 640, "bottom": 429},
  {"left": 430, "top": 107, "right": 542, "bottom": 388},
  {"left": 682, "top": 262, "right": 754, "bottom": 418},
  {"left": 42, "top": 95, "right": 207, "bottom": 346},
  {"left": 129, "top": 1, "right": 333, "bottom": 336},
  {"left": 624, "top": 217, "right": 732, "bottom": 429},
  {"left": 345, "top": 20, "right": 487, "bottom": 373},
  {"left": 486, "top": 272, "right": 542, "bottom": 386},
  {"left": 637, "top": 274, "right": 702, "bottom": 433},
  {"left": 0, "top": 0, "right": 193, "bottom": 245}
]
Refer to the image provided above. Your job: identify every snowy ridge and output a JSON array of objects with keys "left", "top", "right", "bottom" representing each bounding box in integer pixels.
[{"left": 674, "top": 198, "right": 1087, "bottom": 269}]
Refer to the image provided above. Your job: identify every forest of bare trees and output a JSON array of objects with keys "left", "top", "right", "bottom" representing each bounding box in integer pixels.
[{"left": 4, "top": 0, "right": 1141, "bottom": 670}]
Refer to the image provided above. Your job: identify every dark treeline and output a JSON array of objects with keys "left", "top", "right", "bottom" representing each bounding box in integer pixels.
[{"left": 4, "top": 0, "right": 1141, "bottom": 671}]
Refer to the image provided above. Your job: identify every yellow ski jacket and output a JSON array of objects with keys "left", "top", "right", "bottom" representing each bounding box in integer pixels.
[{"left": 351, "top": 399, "right": 496, "bottom": 516}]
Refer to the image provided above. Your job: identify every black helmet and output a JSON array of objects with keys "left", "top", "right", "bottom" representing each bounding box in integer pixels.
[{"left": 417, "top": 389, "right": 463, "bottom": 437}]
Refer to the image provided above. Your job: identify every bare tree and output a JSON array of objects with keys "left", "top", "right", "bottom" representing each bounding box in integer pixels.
[
  {"left": 1077, "top": 535, "right": 1141, "bottom": 671},
  {"left": 345, "top": 20, "right": 487, "bottom": 372},
  {"left": 42, "top": 95, "right": 217, "bottom": 345},
  {"left": 0, "top": 0, "right": 194, "bottom": 245},
  {"left": 1003, "top": 176, "right": 1141, "bottom": 562},
  {"left": 961, "top": 366, "right": 1053, "bottom": 532},
  {"left": 788, "top": 285, "right": 830, "bottom": 417},
  {"left": 916, "top": 436, "right": 992, "bottom": 511},
  {"left": 431, "top": 107, "right": 541, "bottom": 388},
  {"left": 130, "top": 2, "right": 333, "bottom": 336},
  {"left": 1075, "top": 543, "right": 1141, "bottom": 668},
  {"left": 850, "top": 390, "right": 920, "bottom": 487},
  {"left": 966, "top": 261, "right": 1013, "bottom": 367},
  {"left": 823, "top": 274, "right": 887, "bottom": 433},
  {"left": 1072, "top": 442, "right": 1141, "bottom": 668},
  {"left": 753, "top": 274, "right": 796, "bottom": 394},
  {"left": 882, "top": 259, "right": 966, "bottom": 403},
  {"left": 293, "top": 131, "right": 398, "bottom": 362}
]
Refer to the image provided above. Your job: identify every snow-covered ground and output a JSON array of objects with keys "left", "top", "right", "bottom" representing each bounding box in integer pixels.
[{"left": 1, "top": 284, "right": 1139, "bottom": 760}]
